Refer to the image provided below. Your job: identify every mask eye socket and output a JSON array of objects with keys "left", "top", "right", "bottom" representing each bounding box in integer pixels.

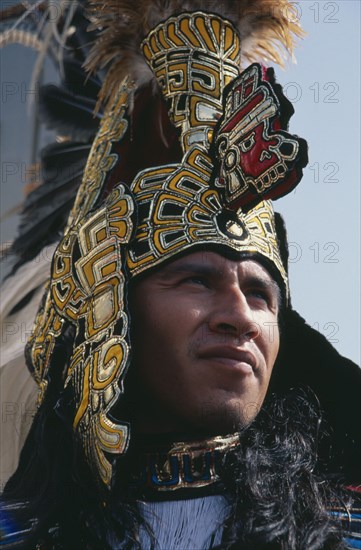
[{"left": 240, "top": 132, "right": 256, "bottom": 153}]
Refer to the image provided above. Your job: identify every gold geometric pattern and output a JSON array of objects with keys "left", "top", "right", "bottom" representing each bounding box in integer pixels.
[
  {"left": 27, "top": 286, "right": 65, "bottom": 404},
  {"left": 66, "top": 78, "right": 133, "bottom": 229},
  {"left": 127, "top": 145, "right": 287, "bottom": 286},
  {"left": 27, "top": 186, "right": 134, "bottom": 487},
  {"left": 60, "top": 186, "right": 134, "bottom": 487},
  {"left": 142, "top": 12, "right": 240, "bottom": 151}
]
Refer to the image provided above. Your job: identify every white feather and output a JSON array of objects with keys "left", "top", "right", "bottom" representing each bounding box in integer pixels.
[{"left": 0, "top": 244, "right": 56, "bottom": 487}]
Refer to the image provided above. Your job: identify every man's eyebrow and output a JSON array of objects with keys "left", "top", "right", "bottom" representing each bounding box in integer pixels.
[
  {"left": 157, "top": 261, "right": 221, "bottom": 278},
  {"left": 159, "top": 263, "right": 280, "bottom": 288},
  {"left": 244, "top": 276, "right": 281, "bottom": 303}
]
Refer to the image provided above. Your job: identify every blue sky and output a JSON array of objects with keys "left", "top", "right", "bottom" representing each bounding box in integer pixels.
[{"left": 275, "top": 1, "right": 360, "bottom": 364}]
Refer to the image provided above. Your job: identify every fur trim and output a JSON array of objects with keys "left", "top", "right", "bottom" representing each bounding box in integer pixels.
[{"left": 86, "top": 0, "right": 304, "bottom": 109}]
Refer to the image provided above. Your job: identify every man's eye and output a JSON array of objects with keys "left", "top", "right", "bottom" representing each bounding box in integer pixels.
[
  {"left": 246, "top": 289, "right": 269, "bottom": 302},
  {"left": 182, "top": 276, "right": 208, "bottom": 287}
]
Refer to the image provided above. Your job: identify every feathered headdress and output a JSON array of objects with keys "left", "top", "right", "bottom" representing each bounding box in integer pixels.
[{"left": 18, "top": 0, "right": 310, "bottom": 492}]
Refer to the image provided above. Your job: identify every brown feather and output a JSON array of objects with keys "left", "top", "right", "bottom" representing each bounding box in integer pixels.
[{"left": 85, "top": 0, "right": 304, "bottom": 110}]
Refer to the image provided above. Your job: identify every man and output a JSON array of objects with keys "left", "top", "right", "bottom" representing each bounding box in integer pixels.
[
  {"left": 129, "top": 252, "right": 281, "bottom": 436},
  {"left": 1, "top": 1, "right": 360, "bottom": 548}
]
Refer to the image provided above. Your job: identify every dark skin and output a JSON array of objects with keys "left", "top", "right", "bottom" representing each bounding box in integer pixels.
[{"left": 128, "top": 251, "right": 280, "bottom": 435}]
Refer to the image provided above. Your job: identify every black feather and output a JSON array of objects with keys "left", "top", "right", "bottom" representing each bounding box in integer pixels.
[
  {"left": 39, "top": 85, "right": 101, "bottom": 140},
  {"left": 10, "top": 141, "right": 91, "bottom": 268},
  {"left": 4, "top": 2, "right": 104, "bottom": 273},
  {"left": 24, "top": 142, "right": 91, "bottom": 208},
  {"left": 61, "top": 57, "right": 102, "bottom": 99},
  {"left": 61, "top": 5, "right": 99, "bottom": 65}
]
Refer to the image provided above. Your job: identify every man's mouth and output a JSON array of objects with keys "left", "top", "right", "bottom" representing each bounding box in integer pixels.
[{"left": 197, "top": 346, "right": 257, "bottom": 373}]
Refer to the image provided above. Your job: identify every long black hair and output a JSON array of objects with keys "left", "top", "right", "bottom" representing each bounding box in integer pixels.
[
  {"left": 220, "top": 388, "right": 350, "bottom": 549},
  {"left": 1, "top": 386, "right": 350, "bottom": 549}
]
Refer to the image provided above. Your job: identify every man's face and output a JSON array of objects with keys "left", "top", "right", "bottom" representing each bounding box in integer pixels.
[{"left": 128, "top": 251, "right": 280, "bottom": 435}]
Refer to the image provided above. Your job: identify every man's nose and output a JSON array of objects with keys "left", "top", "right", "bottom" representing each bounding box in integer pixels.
[{"left": 207, "top": 286, "right": 260, "bottom": 341}]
